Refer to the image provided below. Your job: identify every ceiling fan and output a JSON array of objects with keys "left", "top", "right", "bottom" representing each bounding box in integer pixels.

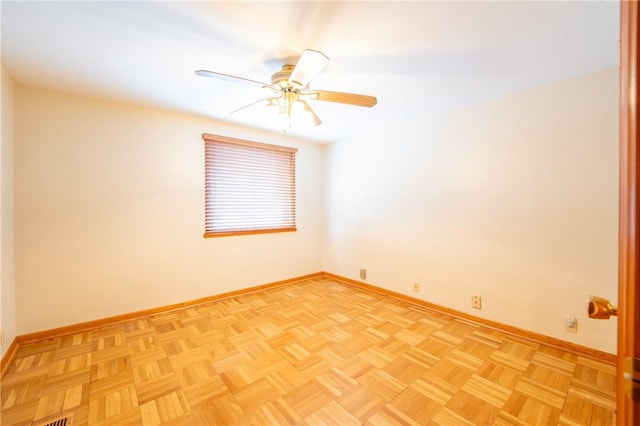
[{"left": 195, "top": 49, "right": 377, "bottom": 129}]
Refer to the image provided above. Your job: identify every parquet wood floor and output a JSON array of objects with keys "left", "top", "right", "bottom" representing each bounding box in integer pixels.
[{"left": 1, "top": 278, "right": 616, "bottom": 425}]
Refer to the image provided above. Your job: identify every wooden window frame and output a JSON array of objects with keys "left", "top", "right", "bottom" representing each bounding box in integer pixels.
[{"left": 203, "top": 133, "right": 298, "bottom": 238}]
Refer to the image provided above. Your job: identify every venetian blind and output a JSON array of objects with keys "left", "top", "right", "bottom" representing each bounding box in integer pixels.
[{"left": 203, "top": 133, "right": 297, "bottom": 237}]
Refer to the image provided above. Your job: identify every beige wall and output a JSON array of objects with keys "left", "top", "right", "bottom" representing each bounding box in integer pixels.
[
  {"left": 14, "top": 86, "right": 324, "bottom": 334},
  {"left": 323, "top": 67, "right": 619, "bottom": 354},
  {"left": 1, "top": 66, "right": 16, "bottom": 357},
  {"left": 11, "top": 67, "right": 619, "bottom": 354}
]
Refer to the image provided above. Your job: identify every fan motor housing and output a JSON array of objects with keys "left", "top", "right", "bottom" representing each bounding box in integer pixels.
[{"left": 271, "top": 65, "right": 295, "bottom": 87}]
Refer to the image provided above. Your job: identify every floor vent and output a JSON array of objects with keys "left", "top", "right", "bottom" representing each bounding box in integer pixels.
[{"left": 35, "top": 414, "right": 73, "bottom": 426}]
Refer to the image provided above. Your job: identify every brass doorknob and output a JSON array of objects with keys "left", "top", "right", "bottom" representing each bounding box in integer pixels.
[{"left": 588, "top": 296, "right": 618, "bottom": 319}]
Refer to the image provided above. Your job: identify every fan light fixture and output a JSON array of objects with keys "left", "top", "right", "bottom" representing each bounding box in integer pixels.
[
  {"left": 267, "top": 90, "right": 321, "bottom": 130},
  {"left": 195, "top": 49, "right": 377, "bottom": 130}
]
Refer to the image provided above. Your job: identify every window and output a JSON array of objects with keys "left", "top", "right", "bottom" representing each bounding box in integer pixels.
[{"left": 203, "top": 133, "right": 297, "bottom": 237}]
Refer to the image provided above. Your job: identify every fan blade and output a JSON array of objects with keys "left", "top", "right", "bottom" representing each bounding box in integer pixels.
[
  {"left": 230, "top": 97, "right": 271, "bottom": 114},
  {"left": 195, "top": 70, "right": 270, "bottom": 88},
  {"left": 289, "top": 49, "right": 329, "bottom": 88},
  {"left": 314, "top": 90, "right": 377, "bottom": 107},
  {"left": 300, "top": 100, "right": 322, "bottom": 127}
]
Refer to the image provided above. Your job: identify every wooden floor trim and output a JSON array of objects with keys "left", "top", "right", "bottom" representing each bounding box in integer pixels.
[
  {"left": 1, "top": 337, "right": 19, "bottom": 378},
  {"left": 16, "top": 272, "right": 323, "bottom": 346},
  {"left": 322, "top": 271, "right": 617, "bottom": 365},
  {"left": 8, "top": 270, "right": 614, "bottom": 371}
]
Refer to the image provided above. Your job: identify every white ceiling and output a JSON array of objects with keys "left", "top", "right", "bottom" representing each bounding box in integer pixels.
[{"left": 1, "top": 1, "right": 620, "bottom": 143}]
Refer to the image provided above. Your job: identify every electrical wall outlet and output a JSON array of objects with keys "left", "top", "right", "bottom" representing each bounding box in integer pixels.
[
  {"left": 566, "top": 313, "right": 578, "bottom": 333},
  {"left": 413, "top": 282, "right": 420, "bottom": 292},
  {"left": 360, "top": 269, "right": 367, "bottom": 280},
  {"left": 471, "top": 296, "right": 482, "bottom": 309}
]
